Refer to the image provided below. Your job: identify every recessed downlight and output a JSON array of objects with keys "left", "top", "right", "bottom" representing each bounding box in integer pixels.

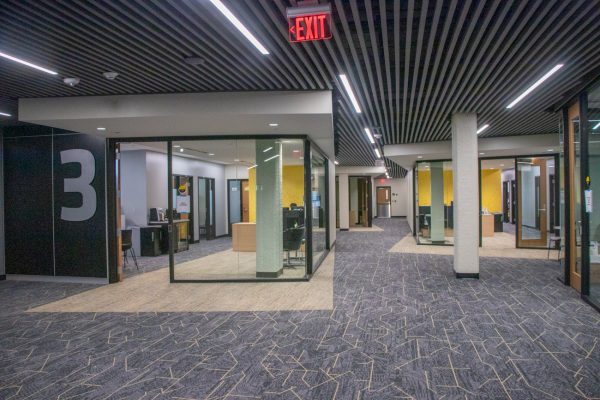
[
  {"left": 0, "top": 51, "right": 58, "bottom": 75},
  {"left": 479, "top": 152, "right": 485, "bottom": 155},
  {"left": 179, "top": 148, "right": 184, "bottom": 152},
  {"left": 269, "top": 123, "right": 278, "bottom": 127}
]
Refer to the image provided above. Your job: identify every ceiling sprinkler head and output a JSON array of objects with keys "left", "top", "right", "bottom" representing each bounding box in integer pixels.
[
  {"left": 103, "top": 71, "right": 119, "bottom": 80},
  {"left": 63, "top": 77, "right": 80, "bottom": 87}
]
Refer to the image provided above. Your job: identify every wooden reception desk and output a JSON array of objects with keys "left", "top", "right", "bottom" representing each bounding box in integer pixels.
[
  {"left": 232, "top": 222, "right": 256, "bottom": 252},
  {"left": 481, "top": 214, "right": 495, "bottom": 237}
]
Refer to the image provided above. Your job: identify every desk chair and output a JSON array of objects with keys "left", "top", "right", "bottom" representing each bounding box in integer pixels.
[
  {"left": 283, "top": 226, "right": 304, "bottom": 267},
  {"left": 122, "top": 229, "right": 139, "bottom": 270},
  {"left": 548, "top": 226, "right": 561, "bottom": 260}
]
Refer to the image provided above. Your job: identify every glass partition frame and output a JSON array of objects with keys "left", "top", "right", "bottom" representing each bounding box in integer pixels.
[{"left": 106, "top": 135, "right": 330, "bottom": 283}]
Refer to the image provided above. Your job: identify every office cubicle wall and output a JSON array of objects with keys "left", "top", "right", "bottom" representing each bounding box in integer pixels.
[{"left": 3, "top": 127, "right": 108, "bottom": 279}]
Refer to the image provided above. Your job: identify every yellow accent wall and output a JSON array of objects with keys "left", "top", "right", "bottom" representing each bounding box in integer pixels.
[
  {"left": 417, "top": 170, "right": 454, "bottom": 206},
  {"left": 481, "top": 169, "right": 502, "bottom": 213},
  {"left": 248, "top": 165, "right": 305, "bottom": 222}
]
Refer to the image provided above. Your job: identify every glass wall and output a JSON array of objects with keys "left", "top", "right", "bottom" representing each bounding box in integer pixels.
[
  {"left": 113, "top": 137, "right": 333, "bottom": 282},
  {"left": 310, "top": 149, "right": 327, "bottom": 269},
  {"left": 479, "top": 158, "right": 515, "bottom": 248},
  {"left": 586, "top": 83, "right": 600, "bottom": 305},
  {"left": 415, "top": 160, "right": 454, "bottom": 245}
]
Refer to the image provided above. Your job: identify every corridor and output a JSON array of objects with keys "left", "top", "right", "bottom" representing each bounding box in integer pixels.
[{"left": 0, "top": 219, "right": 598, "bottom": 399}]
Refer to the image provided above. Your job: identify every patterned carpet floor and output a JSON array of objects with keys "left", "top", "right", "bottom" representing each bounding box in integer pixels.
[{"left": 0, "top": 218, "right": 599, "bottom": 399}]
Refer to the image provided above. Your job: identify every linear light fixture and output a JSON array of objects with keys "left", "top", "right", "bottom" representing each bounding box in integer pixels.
[
  {"left": 364, "top": 128, "right": 375, "bottom": 144},
  {"left": 262, "top": 146, "right": 273, "bottom": 153},
  {"left": 208, "top": 0, "right": 269, "bottom": 55},
  {"left": 0, "top": 112, "right": 11, "bottom": 117},
  {"left": 593, "top": 121, "right": 600, "bottom": 130},
  {"left": 264, "top": 154, "right": 279, "bottom": 162},
  {"left": 334, "top": 160, "right": 339, "bottom": 165},
  {"left": 339, "top": 74, "right": 362, "bottom": 113},
  {"left": 374, "top": 148, "right": 381, "bottom": 158},
  {"left": 476, "top": 124, "right": 490, "bottom": 134},
  {"left": 0, "top": 51, "right": 58, "bottom": 75},
  {"left": 247, "top": 164, "right": 257, "bottom": 170},
  {"left": 506, "top": 64, "right": 564, "bottom": 109}
]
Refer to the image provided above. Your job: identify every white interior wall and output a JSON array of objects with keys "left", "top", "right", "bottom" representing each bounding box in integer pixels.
[
  {"left": 349, "top": 178, "right": 358, "bottom": 225},
  {"left": 328, "top": 160, "right": 336, "bottom": 246},
  {"left": 338, "top": 174, "right": 349, "bottom": 229},
  {"left": 120, "top": 150, "right": 148, "bottom": 227},
  {"left": 374, "top": 177, "right": 408, "bottom": 217},
  {"left": 406, "top": 169, "right": 414, "bottom": 233}
]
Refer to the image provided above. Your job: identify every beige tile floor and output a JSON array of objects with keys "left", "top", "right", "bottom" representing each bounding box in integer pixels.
[
  {"left": 390, "top": 232, "right": 560, "bottom": 259},
  {"left": 29, "top": 251, "right": 334, "bottom": 313}
]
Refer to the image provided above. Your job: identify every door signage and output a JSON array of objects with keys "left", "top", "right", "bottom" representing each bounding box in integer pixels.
[
  {"left": 585, "top": 189, "right": 592, "bottom": 213},
  {"left": 287, "top": 4, "right": 332, "bottom": 43}
]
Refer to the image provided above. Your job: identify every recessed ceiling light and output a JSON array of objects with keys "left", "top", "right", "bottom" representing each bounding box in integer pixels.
[
  {"left": 339, "top": 74, "right": 362, "bottom": 113},
  {"left": 208, "top": 153, "right": 215, "bottom": 156},
  {"left": 374, "top": 148, "right": 381, "bottom": 158},
  {"left": 364, "top": 128, "right": 375, "bottom": 144},
  {"left": 547, "top": 149, "right": 553, "bottom": 152},
  {"left": 506, "top": 64, "right": 564, "bottom": 109},
  {"left": 0, "top": 112, "right": 12, "bottom": 117},
  {"left": 476, "top": 124, "right": 490, "bottom": 134},
  {"left": 334, "top": 160, "right": 339, "bottom": 165},
  {"left": 299, "top": 156, "right": 304, "bottom": 160},
  {"left": 209, "top": 0, "right": 269, "bottom": 55},
  {"left": 479, "top": 152, "right": 485, "bottom": 155},
  {"left": 500, "top": 164, "right": 505, "bottom": 167},
  {"left": 102, "top": 71, "right": 119, "bottom": 80},
  {"left": 63, "top": 77, "right": 80, "bottom": 87},
  {"left": 0, "top": 51, "right": 58, "bottom": 75},
  {"left": 269, "top": 123, "right": 278, "bottom": 127},
  {"left": 417, "top": 155, "right": 423, "bottom": 159},
  {"left": 97, "top": 127, "right": 106, "bottom": 131},
  {"left": 293, "top": 150, "right": 300, "bottom": 153},
  {"left": 179, "top": 148, "right": 184, "bottom": 152},
  {"left": 234, "top": 158, "right": 240, "bottom": 162},
  {"left": 173, "top": 145, "right": 181, "bottom": 148}
]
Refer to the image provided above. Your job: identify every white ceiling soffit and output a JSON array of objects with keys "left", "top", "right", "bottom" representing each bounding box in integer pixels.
[
  {"left": 335, "top": 166, "right": 387, "bottom": 176},
  {"left": 384, "top": 134, "right": 560, "bottom": 170},
  {"left": 19, "top": 91, "right": 334, "bottom": 158}
]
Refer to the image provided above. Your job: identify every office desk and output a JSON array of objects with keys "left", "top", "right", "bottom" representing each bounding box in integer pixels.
[
  {"left": 148, "top": 220, "right": 189, "bottom": 253},
  {"left": 232, "top": 222, "right": 256, "bottom": 252}
]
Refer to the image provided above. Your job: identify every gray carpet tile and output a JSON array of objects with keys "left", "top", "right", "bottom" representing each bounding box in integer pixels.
[{"left": 1, "top": 218, "right": 599, "bottom": 399}]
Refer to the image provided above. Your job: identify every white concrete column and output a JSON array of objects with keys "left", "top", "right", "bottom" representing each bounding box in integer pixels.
[
  {"left": 452, "top": 113, "right": 479, "bottom": 278},
  {"left": 255, "top": 140, "right": 283, "bottom": 278},
  {"left": 0, "top": 131, "right": 4, "bottom": 279},
  {"left": 430, "top": 162, "right": 445, "bottom": 242},
  {"left": 338, "top": 174, "right": 350, "bottom": 230}
]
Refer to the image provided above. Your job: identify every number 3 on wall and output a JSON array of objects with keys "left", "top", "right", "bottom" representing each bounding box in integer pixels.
[{"left": 60, "top": 149, "right": 97, "bottom": 221}]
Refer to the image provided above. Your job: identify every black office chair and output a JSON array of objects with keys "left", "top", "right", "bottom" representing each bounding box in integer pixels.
[
  {"left": 121, "top": 229, "right": 139, "bottom": 270},
  {"left": 283, "top": 227, "right": 304, "bottom": 267},
  {"left": 548, "top": 226, "right": 561, "bottom": 260}
]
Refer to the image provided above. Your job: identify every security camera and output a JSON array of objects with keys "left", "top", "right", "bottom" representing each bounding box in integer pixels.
[
  {"left": 63, "top": 77, "right": 80, "bottom": 87},
  {"left": 103, "top": 71, "right": 119, "bottom": 80}
]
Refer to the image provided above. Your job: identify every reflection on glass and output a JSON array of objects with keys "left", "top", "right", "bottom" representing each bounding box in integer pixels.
[
  {"left": 573, "top": 118, "right": 582, "bottom": 274},
  {"left": 516, "top": 157, "right": 555, "bottom": 248},
  {"left": 479, "top": 158, "right": 515, "bottom": 248},
  {"left": 586, "top": 84, "right": 600, "bottom": 304},
  {"left": 415, "top": 161, "right": 454, "bottom": 245},
  {"left": 349, "top": 176, "right": 370, "bottom": 227},
  {"left": 311, "top": 149, "right": 327, "bottom": 270}
]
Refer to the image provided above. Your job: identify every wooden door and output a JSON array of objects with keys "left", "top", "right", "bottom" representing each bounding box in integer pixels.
[
  {"left": 241, "top": 180, "right": 249, "bottom": 222},
  {"left": 377, "top": 187, "right": 391, "bottom": 204}
]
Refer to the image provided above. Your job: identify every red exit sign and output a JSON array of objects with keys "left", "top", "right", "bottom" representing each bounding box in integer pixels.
[{"left": 287, "top": 4, "right": 332, "bottom": 43}]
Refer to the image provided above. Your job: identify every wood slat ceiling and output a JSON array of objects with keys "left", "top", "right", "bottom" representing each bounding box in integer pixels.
[{"left": 1, "top": 0, "right": 600, "bottom": 178}]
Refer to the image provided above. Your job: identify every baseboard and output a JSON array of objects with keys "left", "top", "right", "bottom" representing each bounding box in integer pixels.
[
  {"left": 256, "top": 270, "right": 283, "bottom": 278},
  {"left": 455, "top": 272, "right": 479, "bottom": 279},
  {"left": 0, "top": 274, "right": 5, "bottom": 281},
  {"left": 6, "top": 274, "right": 108, "bottom": 284},
  {"left": 339, "top": 228, "right": 349, "bottom": 231},
  {"left": 391, "top": 215, "right": 407, "bottom": 218}
]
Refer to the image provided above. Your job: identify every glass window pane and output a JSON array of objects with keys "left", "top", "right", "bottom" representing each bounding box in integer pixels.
[
  {"left": 587, "top": 84, "right": 600, "bottom": 304},
  {"left": 310, "top": 147, "right": 327, "bottom": 269},
  {"left": 415, "top": 161, "right": 453, "bottom": 245}
]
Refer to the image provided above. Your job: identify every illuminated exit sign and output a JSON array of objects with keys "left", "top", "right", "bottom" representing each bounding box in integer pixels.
[{"left": 287, "top": 3, "right": 332, "bottom": 43}]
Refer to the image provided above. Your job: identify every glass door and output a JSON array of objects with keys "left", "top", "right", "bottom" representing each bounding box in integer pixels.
[
  {"left": 517, "top": 157, "right": 549, "bottom": 248},
  {"left": 568, "top": 101, "right": 583, "bottom": 291}
]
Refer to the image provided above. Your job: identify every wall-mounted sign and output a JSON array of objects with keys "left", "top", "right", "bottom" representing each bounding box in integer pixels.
[{"left": 287, "top": 4, "right": 332, "bottom": 43}]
